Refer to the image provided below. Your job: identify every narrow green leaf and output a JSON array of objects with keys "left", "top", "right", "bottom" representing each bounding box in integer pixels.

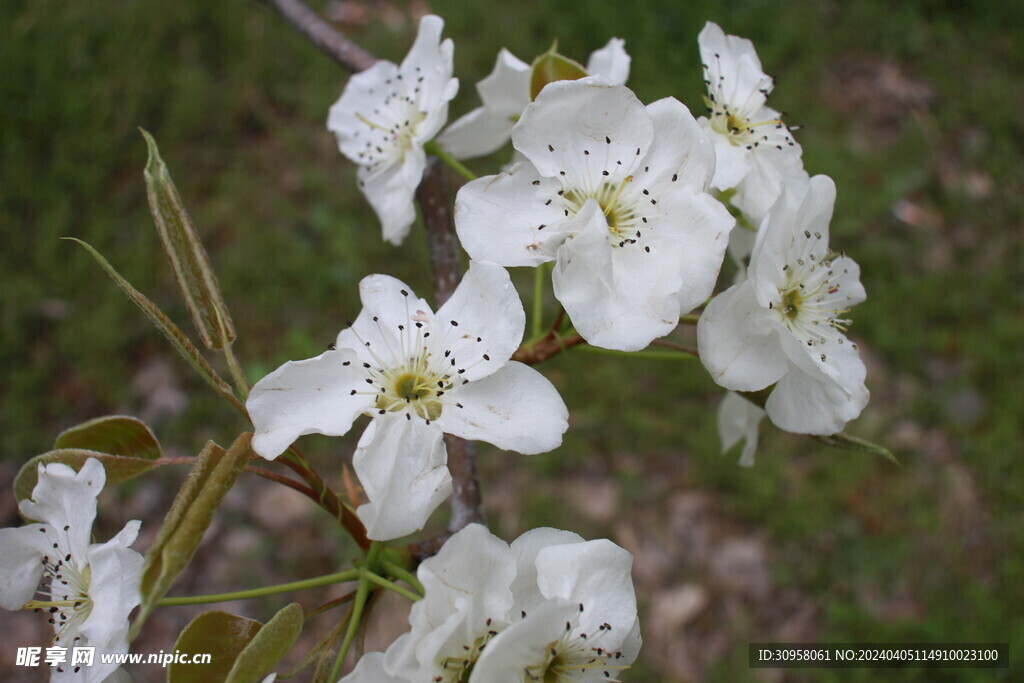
[
  {"left": 14, "top": 449, "right": 159, "bottom": 505},
  {"left": 65, "top": 237, "right": 238, "bottom": 407},
  {"left": 225, "top": 603, "right": 304, "bottom": 683},
  {"left": 135, "top": 433, "right": 254, "bottom": 635},
  {"left": 54, "top": 415, "right": 161, "bottom": 460},
  {"left": 813, "top": 432, "right": 901, "bottom": 465},
  {"left": 141, "top": 129, "right": 236, "bottom": 350},
  {"left": 169, "top": 611, "right": 263, "bottom": 683},
  {"left": 530, "top": 42, "right": 588, "bottom": 100}
]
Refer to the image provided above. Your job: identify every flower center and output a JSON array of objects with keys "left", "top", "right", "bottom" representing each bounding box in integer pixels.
[
  {"left": 375, "top": 362, "right": 450, "bottom": 422},
  {"left": 435, "top": 631, "right": 493, "bottom": 683},
  {"left": 23, "top": 528, "right": 94, "bottom": 647},
  {"left": 354, "top": 106, "right": 427, "bottom": 167},
  {"left": 706, "top": 101, "right": 767, "bottom": 147},
  {"left": 771, "top": 251, "right": 853, "bottom": 354},
  {"left": 525, "top": 618, "right": 628, "bottom": 682},
  {"left": 562, "top": 176, "right": 645, "bottom": 247}
]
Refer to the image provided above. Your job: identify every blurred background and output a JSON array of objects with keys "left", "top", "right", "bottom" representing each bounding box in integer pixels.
[{"left": 2, "top": 0, "right": 1022, "bottom": 680}]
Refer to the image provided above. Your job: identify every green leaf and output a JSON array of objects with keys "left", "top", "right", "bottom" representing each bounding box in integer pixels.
[
  {"left": 168, "top": 611, "right": 262, "bottom": 683},
  {"left": 135, "top": 433, "right": 254, "bottom": 636},
  {"left": 65, "top": 237, "right": 239, "bottom": 407},
  {"left": 529, "top": 42, "right": 588, "bottom": 100},
  {"left": 813, "top": 432, "right": 901, "bottom": 465},
  {"left": 142, "top": 129, "right": 236, "bottom": 351},
  {"left": 225, "top": 603, "right": 304, "bottom": 683},
  {"left": 54, "top": 415, "right": 161, "bottom": 460},
  {"left": 14, "top": 449, "right": 159, "bottom": 505}
]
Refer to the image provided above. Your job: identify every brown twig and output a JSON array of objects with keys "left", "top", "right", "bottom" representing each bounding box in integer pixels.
[
  {"left": 283, "top": 446, "right": 371, "bottom": 550},
  {"left": 417, "top": 158, "right": 462, "bottom": 306},
  {"left": 259, "top": 0, "right": 377, "bottom": 73},
  {"left": 244, "top": 464, "right": 320, "bottom": 499},
  {"left": 417, "top": 157, "right": 486, "bottom": 537},
  {"left": 512, "top": 332, "right": 586, "bottom": 364}
]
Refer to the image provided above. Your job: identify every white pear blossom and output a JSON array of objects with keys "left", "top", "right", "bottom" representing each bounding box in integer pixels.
[
  {"left": 343, "top": 524, "right": 640, "bottom": 682},
  {"left": 327, "top": 15, "right": 459, "bottom": 245},
  {"left": 0, "top": 458, "right": 143, "bottom": 682},
  {"left": 717, "top": 391, "right": 766, "bottom": 466},
  {"left": 697, "top": 175, "right": 869, "bottom": 435},
  {"left": 246, "top": 261, "right": 569, "bottom": 541},
  {"left": 455, "top": 77, "right": 733, "bottom": 351},
  {"left": 698, "top": 21, "right": 805, "bottom": 226},
  {"left": 472, "top": 528, "right": 641, "bottom": 682},
  {"left": 382, "top": 523, "right": 516, "bottom": 682},
  {"left": 438, "top": 39, "right": 631, "bottom": 160}
]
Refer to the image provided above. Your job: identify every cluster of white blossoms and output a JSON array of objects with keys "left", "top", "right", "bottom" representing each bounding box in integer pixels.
[
  {"left": 0, "top": 458, "right": 142, "bottom": 682},
  {"left": 242, "top": 14, "right": 873, "bottom": 678},
  {"left": 0, "top": 14, "right": 876, "bottom": 683},
  {"left": 341, "top": 524, "right": 640, "bottom": 682},
  {"left": 320, "top": 15, "right": 868, "bottom": 465},
  {"left": 247, "top": 261, "right": 568, "bottom": 540},
  {"left": 691, "top": 26, "right": 868, "bottom": 462}
]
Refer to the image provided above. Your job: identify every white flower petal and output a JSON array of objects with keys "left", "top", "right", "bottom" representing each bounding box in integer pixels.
[
  {"left": 338, "top": 273, "right": 433, "bottom": 358},
  {"left": 553, "top": 202, "right": 682, "bottom": 351},
  {"left": 477, "top": 48, "right": 531, "bottom": 114},
  {"left": 437, "top": 105, "right": 516, "bottom": 161},
  {"left": 436, "top": 361, "right": 568, "bottom": 454},
  {"left": 434, "top": 261, "right": 524, "bottom": 382},
  {"left": 353, "top": 416, "right": 451, "bottom": 541},
  {"left": 766, "top": 340, "right": 869, "bottom": 435},
  {"left": 509, "top": 527, "right": 584, "bottom": 614},
  {"left": 0, "top": 524, "right": 47, "bottom": 609},
  {"left": 18, "top": 458, "right": 105, "bottom": 560},
  {"left": 697, "top": 281, "right": 789, "bottom": 391},
  {"left": 81, "top": 521, "right": 143, "bottom": 651},
  {"left": 328, "top": 60, "right": 401, "bottom": 161},
  {"left": 702, "top": 121, "right": 754, "bottom": 190},
  {"left": 731, "top": 138, "right": 807, "bottom": 224},
  {"left": 438, "top": 49, "right": 530, "bottom": 160},
  {"left": 749, "top": 174, "right": 835, "bottom": 306},
  {"left": 642, "top": 97, "right": 716, "bottom": 191},
  {"left": 247, "top": 349, "right": 370, "bottom": 460},
  {"left": 649, "top": 188, "right": 733, "bottom": 315},
  {"left": 718, "top": 392, "right": 766, "bottom": 467},
  {"left": 511, "top": 78, "right": 651, "bottom": 186},
  {"left": 401, "top": 16, "right": 457, "bottom": 120},
  {"left": 698, "top": 22, "right": 771, "bottom": 113},
  {"left": 534, "top": 539, "right": 638, "bottom": 638},
  {"left": 454, "top": 161, "right": 567, "bottom": 266},
  {"left": 356, "top": 147, "right": 425, "bottom": 246},
  {"left": 341, "top": 651, "right": 404, "bottom": 682},
  {"left": 587, "top": 38, "right": 631, "bottom": 85}
]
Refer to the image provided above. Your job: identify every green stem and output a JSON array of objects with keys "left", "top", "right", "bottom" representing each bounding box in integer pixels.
[
  {"left": 380, "top": 559, "right": 424, "bottom": 596},
  {"left": 679, "top": 314, "right": 700, "bottom": 325},
  {"left": 331, "top": 543, "right": 381, "bottom": 680},
  {"left": 157, "top": 569, "right": 361, "bottom": 606},
  {"left": 216, "top": 306, "right": 250, "bottom": 400},
  {"left": 364, "top": 572, "right": 422, "bottom": 602},
  {"left": 574, "top": 345, "right": 698, "bottom": 361},
  {"left": 424, "top": 140, "right": 476, "bottom": 181}
]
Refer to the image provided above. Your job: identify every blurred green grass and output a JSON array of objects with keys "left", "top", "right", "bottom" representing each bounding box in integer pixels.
[{"left": 2, "top": 0, "right": 1023, "bottom": 680}]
